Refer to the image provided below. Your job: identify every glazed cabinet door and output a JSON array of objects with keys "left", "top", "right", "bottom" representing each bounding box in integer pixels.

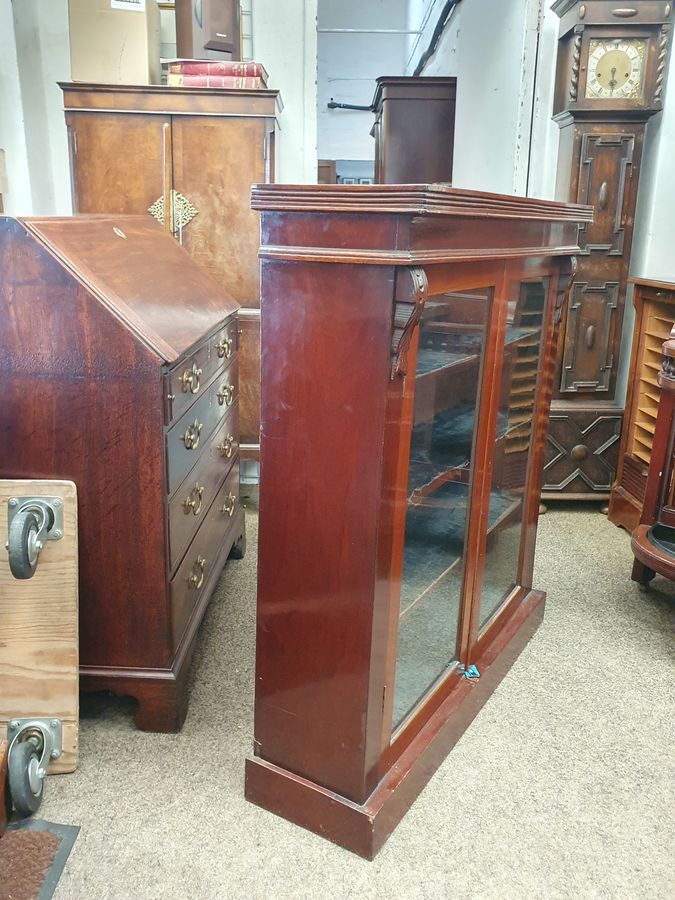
[
  {"left": 67, "top": 113, "right": 171, "bottom": 218},
  {"left": 387, "top": 281, "right": 493, "bottom": 729},
  {"left": 477, "top": 275, "right": 550, "bottom": 629},
  {"left": 384, "top": 267, "right": 555, "bottom": 735},
  {"left": 171, "top": 114, "right": 272, "bottom": 304}
]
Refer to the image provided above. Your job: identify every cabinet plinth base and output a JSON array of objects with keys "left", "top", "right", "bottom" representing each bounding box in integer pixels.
[
  {"left": 246, "top": 589, "right": 545, "bottom": 859},
  {"left": 607, "top": 484, "right": 643, "bottom": 532},
  {"left": 543, "top": 404, "right": 622, "bottom": 499}
]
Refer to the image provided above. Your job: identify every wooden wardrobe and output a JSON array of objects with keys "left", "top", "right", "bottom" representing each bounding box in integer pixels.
[{"left": 61, "top": 82, "right": 280, "bottom": 455}]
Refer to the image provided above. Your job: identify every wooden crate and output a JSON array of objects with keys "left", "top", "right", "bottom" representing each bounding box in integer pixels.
[{"left": 0, "top": 481, "right": 78, "bottom": 773}]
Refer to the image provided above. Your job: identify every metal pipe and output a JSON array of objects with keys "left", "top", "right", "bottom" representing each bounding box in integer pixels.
[{"left": 318, "top": 28, "right": 422, "bottom": 34}]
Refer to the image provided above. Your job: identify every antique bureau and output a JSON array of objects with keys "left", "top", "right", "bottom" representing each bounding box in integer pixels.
[
  {"left": 0, "top": 215, "right": 245, "bottom": 732},
  {"left": 246, "top": 184, "right": 591, "bottom": 857}
]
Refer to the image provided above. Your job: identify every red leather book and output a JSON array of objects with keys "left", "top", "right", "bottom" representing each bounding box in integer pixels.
[
  {"left": 167, "top": 60, "right": 267, "bottom": 80},
  {"left": 167, "top": 74, "right": 264, "bottom": 88}
]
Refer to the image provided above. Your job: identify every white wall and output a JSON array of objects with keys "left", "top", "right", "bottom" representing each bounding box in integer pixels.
[
  {"left": 407, "top": 0, "right": 543, "bottom": 195},
  {"left": 317, "top": 0, "right": 409, "bottom": 161},
  {"left": 0, "top": 0, "right": 71, "bottom": 216},
  {"left": 252, "top": 0, "right": 318, "bottom": 183},
  {"left": 0, "top": 1, "right": 32, "bottom": 213}
]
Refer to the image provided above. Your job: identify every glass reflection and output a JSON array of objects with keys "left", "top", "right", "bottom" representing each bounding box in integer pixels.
[
  {"left": 393, "top": 289, "right": 490, "bottom": 726},
  {"left": 479, "top": 279, "right": 547, "bottom": 627}
]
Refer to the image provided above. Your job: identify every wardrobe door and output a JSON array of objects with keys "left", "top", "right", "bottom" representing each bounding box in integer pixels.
[
  {"left": 67, "top": 113, "right": 170, "bottom": 217},
  {"left": 171, "top": 114, "right": 269, "bottom": 304}
]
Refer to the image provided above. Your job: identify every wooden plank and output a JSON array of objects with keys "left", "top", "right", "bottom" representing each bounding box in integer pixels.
[
  {"left": 0, "top": 481, "right": 78, "bottom": 774},
  {"left": 0, "top": 739, "right": 8, "bottom": 835}
]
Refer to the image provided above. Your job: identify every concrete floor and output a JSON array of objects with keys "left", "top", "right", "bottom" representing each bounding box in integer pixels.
[{"left": 41, "top": 505, "right": 674, "bottom": 899}]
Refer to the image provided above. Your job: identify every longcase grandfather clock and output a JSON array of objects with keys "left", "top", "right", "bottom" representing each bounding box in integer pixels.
[{"left": 544, "top": 0, "right": 673, "bottom": 501}]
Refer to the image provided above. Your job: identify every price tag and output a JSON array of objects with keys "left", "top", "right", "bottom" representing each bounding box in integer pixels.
[{"left": 111, "top": 0, "right": 146, "bottom": 11}]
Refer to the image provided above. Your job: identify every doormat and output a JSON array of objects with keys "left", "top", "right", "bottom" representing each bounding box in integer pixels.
[{"left": 0, "top": 820, "right": 79, "bottom": 900}]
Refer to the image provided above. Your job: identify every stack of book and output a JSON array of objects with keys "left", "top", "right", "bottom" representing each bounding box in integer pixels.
[{"left": 166, "top": 60, "right": 268, "bottom": 89}]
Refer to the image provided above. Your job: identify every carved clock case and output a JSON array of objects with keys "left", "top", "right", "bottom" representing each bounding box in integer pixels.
[{"left": 544, "top": 0, "right": 673, "bottom": 501}]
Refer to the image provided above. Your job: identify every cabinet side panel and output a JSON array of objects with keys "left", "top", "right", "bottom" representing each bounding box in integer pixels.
[
  {"left": 255, "top": 258, "right": 395, "bottom": 803},
  {"left": 0, "top": 220, "right": 168, "bottom": 668}
]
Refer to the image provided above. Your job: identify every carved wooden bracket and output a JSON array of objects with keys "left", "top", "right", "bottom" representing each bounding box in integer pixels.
[
  {"left": 554, "top": 255, "right": 577, "bottom": 326},
  {"left": 390, "top": 266, "right": 428, "bottom": 379}
]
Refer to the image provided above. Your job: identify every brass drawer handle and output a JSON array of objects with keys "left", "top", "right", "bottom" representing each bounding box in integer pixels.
[
  {"left": 221, "top": 493, "right": 237, "bottom": 517},
  {"left": 183, "top": 483, "right": 204, "bottom": 516},
  {"left": 188, "top": 555, "right": 206, "bottom": 589},
  {"left": 217, "top": 382, "right": 235, "bottom": 407},
  {"left": 181, "top": 362, "right": 202, "bottom": 394},
  {"left": 216, "top": 336, "right": 234, "bottom": 359},
  {"left": 182, "top": 419, "right": 203, "bottom": 450},
  {"left": 218, "top": 435, "right": 235, "bottom": 459}
]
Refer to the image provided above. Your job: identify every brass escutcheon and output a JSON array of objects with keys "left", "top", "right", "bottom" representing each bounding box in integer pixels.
[
  {"left": 188, "top": 555, "right": 206, "bottom": 589},
  {"left": 183, "top": 483, "right": 204, "bottom": 516},
  {"left": 218, "top": 435, "right": 235, "bottom": 459},
  {"left": 221, "top": 493, "right": 237, "bottom": 517},
  {"left": 217, "top": 383, "right": 235, "bottom": 407},
  {"left": 182, "top": 419, "right": 203, "bottom": 450},
  {"left": 216, "top": 336, "right": 233, "bottom": 359},
  {"left": 181, "top": 362, "right": 202, "bottom": 394}
]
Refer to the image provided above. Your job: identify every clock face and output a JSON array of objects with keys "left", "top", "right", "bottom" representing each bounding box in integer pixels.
[{"left": 585, "top": 39, "right": 647, "bottom": 100}]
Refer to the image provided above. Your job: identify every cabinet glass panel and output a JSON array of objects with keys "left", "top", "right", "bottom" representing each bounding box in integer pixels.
[
  {"left": 393, "top": 288, "right": 491, "bottom": 726},
  {"left": 480, "top": 279, "right": 548, "bottom": 627}
]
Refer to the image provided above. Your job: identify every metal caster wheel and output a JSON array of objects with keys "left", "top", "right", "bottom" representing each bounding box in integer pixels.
[
  {"left": 8, "top": 734, "right": 44, "bottom": 817},
  {"left": 5, "top": 496, "right": 62, "bottom": 580},
  {"left": 7, "top": 509, "right": 43, "bottom": 579}
]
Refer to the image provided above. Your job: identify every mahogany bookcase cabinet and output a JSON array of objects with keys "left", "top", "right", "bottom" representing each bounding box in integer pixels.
[
  {"left": 245, "top": 184, "right": 591, "bottom": 857},
  {"left": 0, "top": 215, "right": 244, "bottom": 732}
]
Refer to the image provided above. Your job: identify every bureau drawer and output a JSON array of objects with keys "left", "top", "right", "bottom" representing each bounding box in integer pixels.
[
  {"left": 170, "top": 461, "right": 241, "bottom": 651},
  {"left": 168, "top": 405, "right": 240, "bottom": 572},
  {"left": 166, "top": 317, "right": 238, "bottom": 425},
  {"left": 166, "top": 362, "right": 239, "bottom": 494}
]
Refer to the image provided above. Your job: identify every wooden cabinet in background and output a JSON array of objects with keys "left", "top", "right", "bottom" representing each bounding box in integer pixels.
[
  {"left": 176, "top": 0, "right": 241, "bottom": 59},
  {"left": 370, "top": 76, "right": 456, "bottom": 184},
  {"left": 608, "top": 278, "right": 675, "bottom": 532},
  {"left": 61, "top": 82, "right": 280, "bottom": 451},
  {"left": 0, "top": 215, "right": 245, "bottom": 733},
  {"left": 317, "top": 159, "right": 337, "bottom": 184},
  {"left": 545, "top": 0, "right": 673, "bottom": 501},
  {"left": 631, "top": 322, "right": 675, "bottom": 587},
  {"left": 245, "top": 183, "right": 591, "bottom": 858}
]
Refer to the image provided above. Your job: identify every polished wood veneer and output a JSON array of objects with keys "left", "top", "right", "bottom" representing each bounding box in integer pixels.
[
  {"left": 0, "top": 215, "right": 245, "bottom": 732},
  {"left": 246, "top": 184, "right": 591, "bottom": 857}
]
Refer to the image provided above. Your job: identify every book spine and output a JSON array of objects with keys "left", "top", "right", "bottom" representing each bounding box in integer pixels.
[
  {"left": 167, "top": 74, "right": 263, "bottom": 88},
  {"left": 167, "top": 61, "right": 263, "bottom": 77}
]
